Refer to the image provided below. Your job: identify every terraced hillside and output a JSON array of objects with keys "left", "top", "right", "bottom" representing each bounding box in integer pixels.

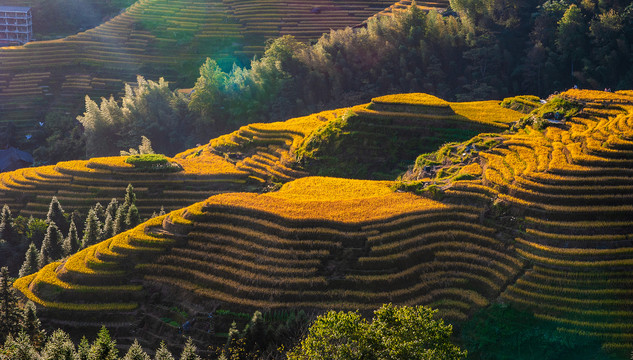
[
  {"left": 0, "top": 93, "right": 519, "bottom": 219},
  {"left": 405, "top": 89, "right": 633, "bottom": 352},
  {"left": 0, "top": 0, "right": 450, "bottom": 139},
  {"left": 11, "top": 89, "right": 633, "bottom": 355},
  {"left": 14, "top": 177, "right": 524, "bottom": 350}
]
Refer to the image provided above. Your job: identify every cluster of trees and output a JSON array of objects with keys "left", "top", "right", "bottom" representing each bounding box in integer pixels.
[
  {"left": 70, "top": 0, "right": 633, "bottom": 161},
  {"left": 0, "top": 184, "right": 157, "bottom": 277}
]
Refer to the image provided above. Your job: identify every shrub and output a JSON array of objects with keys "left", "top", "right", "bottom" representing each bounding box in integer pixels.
[{"left": 124, "top": 154, "right": 182, "bottom": 172}]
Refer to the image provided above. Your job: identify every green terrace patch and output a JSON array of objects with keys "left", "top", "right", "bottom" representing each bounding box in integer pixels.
[{"left": 124, "top": 154, "right": 183, "bottom": 172}]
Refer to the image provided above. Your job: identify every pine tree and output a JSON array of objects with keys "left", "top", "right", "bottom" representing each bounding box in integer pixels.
[
  {"left": 124, "top": 184, "right": 136, "bottom": 208},
  {"left": 0, "top": 204, "right": 17, "bottom": 246},
  {"left": 22, "top": 301, "right": 45, "bottom": 350},
  {"left": 89, "top": 326, "right": 118, "bottom": 360},
  {"left": 41, "top": 329, "right": 76, "bottom": 360},
  {"left": 81, "top": 209, "right": 101, "bottom": 249},
  {"left": 102, "top": 212, "right": 114, "bottom": 241},
  {"left": 159, "top": 206, "right": 166, "bottom": 216},
  {"left": 39, "top": 222, "right": 64, "bottom": 268},
  {"left": 19, "top": 243, "right": 40, "bottom": 277},
  {"left": 77, "top": 336, "right": 91, "bottom": 360},
  {"left": 179, "top": 338, "right": 200, "bottom": 360},
  {"left": 3, "top": 332, "right": 40, "bottom": 360},
  {"left": 63, "top": 218, "right": 80, "bottom": 257},
  {"left": 123, "top": 339, "right": 150, "bottom": 360},
  {"left": 113, "top": 205, "right": 127, "bottom": 235},
  {"left": 105, "top": 198, "right": 118, "bottom": 221},
  {"left": 0, "top": 267, "right": 22, "bottom": 342},
  {"left": 154, "top": 341, "right": 174, "bottom": 360},
  {"left": 46, "top": 197, "right": 67, "bottom": 234},
  {"left": 126, "top": 204, "right": 140, "bottom": 229},
  {"left": 93, "top": 203, "right": 106, "bottom": 224}
]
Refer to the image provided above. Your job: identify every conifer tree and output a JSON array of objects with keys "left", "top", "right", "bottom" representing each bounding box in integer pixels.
[
  {"left": 154, "top": 341, "right": 174, "bottom": 360},
  {"left": 81, "top": 209, "right": 101, "bottom": 249},
  {"left": 105, "top": 198, "right": 118, "bottom": 221},
  {"left": 63, "top": 218, "right": 80, "bottom": 257},
  {"left": 22, "top": 301, "right": 45, "bottom": 350},
  {"left": 3, "top": 332, "right": 40, "bottom": 360},
  {"left": 77, "top": 336, "right": 90, "bottom": 360},
  {"left": 0, "top": 204, "right": 17, "bottom": 245},
  {"left": 180, "top": 338, "right": 200, "bottom": 360},
  {"left": 123, "top": 339, "right": 150, "bottom": 360},
  {"left": 159, "top": 206, "right": 166, "bottom": 216},
  {"left": 92, "top": 203, "right": 106, "bottom": 224},
  {"left": 39, "top": 222, "right": 64, "bottom": 268},
  {"left": 102, "top": 212, "right": 114, "bottom": 241},
  {"left": 126, "top": 204, "right": 141, "bottom": 229},
  {"left": 19, "top": 243, "right": 40, "bottom": 277},
  {"left": 0, "top": 267, "right": 22, "bottom": 342},
  {"left": 113, "top": 205, "right": 127, "bottom": 236},
  {"left": 124, "top": 184, "right": 136, "bottom": 208},
  {"left": 41, "top": 329, "right": 76, "bottom": 360},
  {"left": 46, "top": 197, "right": 67, "bottom": 234},
  {"left": 89, "top": 326, "right": 118, "bottom": 360}
]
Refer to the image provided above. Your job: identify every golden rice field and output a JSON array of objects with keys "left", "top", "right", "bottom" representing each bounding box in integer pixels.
[{"left": 8, "top": 89, "right": 633, "bottom": 355}]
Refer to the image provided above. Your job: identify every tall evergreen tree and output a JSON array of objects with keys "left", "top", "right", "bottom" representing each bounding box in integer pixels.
[
  {"left": 81, "top": 209, "right": 101, "bottom": 249},
  {"left": 89, "top": 326, "right": 118, "bottom": 360},
  {"left": 105, "top": 198, "right": 118, "bottom": 221},
  {"left": 0, "top": 267, "right": 22, "bottom": 342},
  {"left": 0, "top": 204, "right": 17, "bottom": 245},
  {"left": 93, "top": 203, "right": 106, "bottom": 224},
  {"left": 77, "top": 336, "right": 90, "bottom": 360},
  {"left": 126, "top": 204, "right": 141, "bottom": 229},
  {"left": 63, "top": 218, "right": 80, "bottom": 257},
  {"left": 22, "top": 301, "right": 45, "bottom": 350},
  {"left": 19, "top": 243, "right": 40, "bottom": 277},
  {"left": 180, "top": 338, "right": 200, "bottom": 360},
  {"left": 2, "top": 332, "right": 40, "bottom": 360},
  {"left": 39, "top": 222, "right": 64, "bottom": 268},
  {"left": 46, "top": 197, "right": 68, "bottom": 234},
  {"left": 101, "top": 212, "right": 115, "bottom": 241},
  {"left": 154, "top": 341, "right": 174, "bottom": 360},
  {"left": 113, "top": 205, "right": 128, "bottom": 236},
  {"left": 41, "top": 329, "right": 76, "bottom": 360},
  {"left": 124, "top": 184, "right": 136, "bottom": 208},
  {"left": 123, "top": 339, "right": 150, "bottom": 360}
]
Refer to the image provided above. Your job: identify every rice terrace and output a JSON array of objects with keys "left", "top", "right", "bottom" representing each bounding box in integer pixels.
[{"left": 1, "top": 0, "right": 633, "bottom": 359}]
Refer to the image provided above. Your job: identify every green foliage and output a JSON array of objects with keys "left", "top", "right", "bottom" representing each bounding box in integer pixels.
[
  {"left": 121, "top": 136, "right": 155, "bottom": 156},
  {"left": 63, "top": 219, "right": 80, "bottom": 257},
  {"left": 39, "top": 222, "right": 64, "bottom": 268},
  {"left": 88, "top": 326, "right": 117, "bottom": 360},
  {"left": 512, "top": 96, "right": 582, "bottom": 131},
  {"left": 77, "top": 76, "right": 198, "bottom": 157},
  {"left": 179, "top": 338, "right": 200, "bottom": 360},
  {"left": 19, "top": 243, "right": 40, "bottom": 278},
  {"left": 154, "top": 341, "right": 174, "bottom": 360},
  {"left": 81, "top": 209, "right": 101, "bottom": 249},
  {"left": 500, "top": 95, "right": 541, "bottom": 113},
  {"left": 287, "top": 303, "right": 466, "bottom": 360},
  {"left": 2, "top": 332, "right": 40, "bottom": 360},
  {"left": 125, "top": 205, "right": 141, "bottom": 229},
  {"left": 47, "top": 197, "right": 67, "bottom": 235},
  {"left": 41, "top": 329, "right": 76, "bottom": 360},
  {"left": 0, "top": 267, "right": 22, "bottom": 343},
  {"left": 22, "top": 301, "right": 45, "bottom": 351},
  {"left": 462, "top": 304, "right": 616, "bottom": 360},
  {"left": 124, "top": 154, "right": 181, "bottom": 173},
  {"left": 0, "top": 205, "right": 17, "bottom": 246},
  {"left": 77, "top": 337, "right": 90, "bottom": 360},
  {"left": 123, "top": 339, "right": 150, "bottom": 360}
]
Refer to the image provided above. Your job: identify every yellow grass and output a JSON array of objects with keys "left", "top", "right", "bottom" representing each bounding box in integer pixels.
[
  {"left": 177, "top": 152, "right": 247, "bottom": 176},
  {"left": 450, "top": 100, "right": 524, "bottom": 126},
  {"left": 87, "top": 156, "right": 135, "bottom": 171},
  {"left": 372, "top": 93, "right": 450, "bottom": 107},
  {"left": 202, "top": 177, "right": 447, "bottom": 223}
]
